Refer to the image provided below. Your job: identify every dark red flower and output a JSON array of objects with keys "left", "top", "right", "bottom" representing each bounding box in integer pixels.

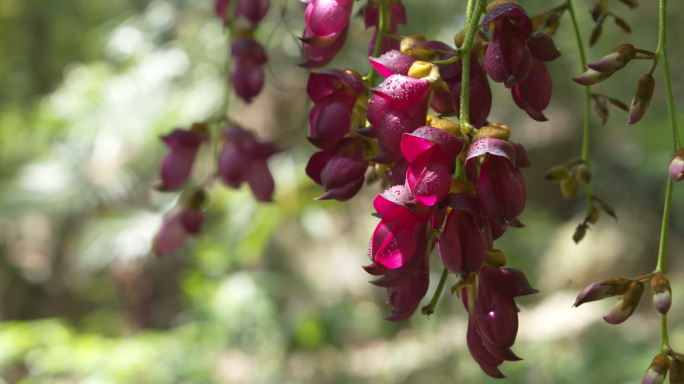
[
  {"left": 230, "top": 37, "right": 267, "bottom": 103},
  {"left": 158, "top": 126, "right": 208, "bottom": 191},
  {"left": 218, "top": 127, "right": 278, "bottom": 202},
  {"left": 214, "top": 0, "right": 270, "bottom": 26},
  {"left": 438, "top": 193, "right": 487, "bottom": 274},
  {"left": 367, "top": 75, "right": 431, "bottom": 164},
  {"left": 305, "top": 137, "right": 368, "bottom": 201},
  {"left": 306, "top": 69, "right": 367, "bottom": 149}
]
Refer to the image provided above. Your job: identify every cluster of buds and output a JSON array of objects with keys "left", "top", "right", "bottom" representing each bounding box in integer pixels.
[
  {"left": 154, "top": 124, "right": 278, "bottom": 255},
  {"left": 544, "top": 160, "right": 591, "bottom": 200},
  {"left": 574, "top": 272, "right": 671, "bottom": 324},
  {"left": 215, "top": 0, "right": 270, "bottom": 102},
  {"left": 531, "top": 4, "right": 567, "bottom": 36},
  {"left": 573, "top": 44, "right": 657, "bottom": 125},
  {"left": 640, "top": 351, "right": 684, "bottom": 384},
  {"left": 587, "top": 0, "right": 633, "bottom": 47},
  {"left": 297, "top": 0, "right": 567, "bottom": 377}
]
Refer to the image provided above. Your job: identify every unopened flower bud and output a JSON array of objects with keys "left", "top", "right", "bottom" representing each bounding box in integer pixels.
[
  {"left": 669, "top": 148, "right": 684, "bottom": 182},
  {"left": 453, "top": 29, "right": 466, "bottom": 49},
  {"left": 651, "top": 274, "right": 672, "bottom": 315},
  {"left": 628, "top": 74, "right": 655, "bottom": 125},
  {"left": 610, "top": 97, "right": 630, "bottom": 112},
  {"left": 472, "top": 123, "right": 510, "bottom": 142},
  {"left": 545, "top": 165, "right": 569, "bottom": 182},
  {"left": 642, "top": 354, "right": 671, "bottom": 384},
  {"left": 587, "top": 205, "right": 600, "bottom": 224},
  {"left": 589, "top": 25, "right": 602, "bottom": 47},
  {"left": 594, "top": 97, "right": 609, "bottom": 124},
  {"left": 544, "top": 12, "right": 560, "bottom": 35},
  {"left": 669, "top": 357, "right": 684, "bottom": 384},
  {"left": 573, "top": 223, "right": 588, "bottom": 244},
  {"left": 485, "top": 248, "right": 507, "bottom": 268},
  {"left": 430, "top": 118, "right": 461, "bottom": 136},
  {"left": 601, "top": 201, "right": 618, "bottom": 221},
  {"left": 587, "top": 44, "right": 637, "bottom": 73},
  {"left": 614, "top": 17, "right": 632, "bottom": 33},
  {"left": 400, "top": 34, "right": 427, "bottom": 54},
  {"left": 408, "top": 61, "right": 445, "bottom": 91},
  {"left": 561, "top": 175, "right": 579, "bottom": 199},
  {"left": 573, "top": 69, "right": 615, "bottom": 86},
  {"left": 591, "top": 2, "right": 606, "bottom": 22},
  {"left": 603, "top": 281, "right": 644, "bottom": 324},
  {"left": 485, "top": 0, "right": 519, "bottom": 14},
  {"left": 577, "top": 164, "right": 592, "bottom": 184},
  {"left": 574, "top": 276, "right": 631, "bottom": 307}
]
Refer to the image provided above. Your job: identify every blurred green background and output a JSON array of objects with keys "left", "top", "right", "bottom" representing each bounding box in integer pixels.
[{"left": 0, "top": 0, "right": 683, "bottom": 382}]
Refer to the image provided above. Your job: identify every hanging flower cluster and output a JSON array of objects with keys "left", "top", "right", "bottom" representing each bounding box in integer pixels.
[
  {"left": 215, "top": 0, "right": 270, "bottom": 102},
  {"left": 299, "top": 0, "right": 561, "bottom": 377}
]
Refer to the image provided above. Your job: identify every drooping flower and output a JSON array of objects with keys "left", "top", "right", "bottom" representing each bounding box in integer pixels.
[
  {"left": 438, "top": 193, "right": 487, "bottom": 275},
  {"left": 306, "top": 69, "right": 367, "bottom": 149},
  {"left": 368, "top": 185, "right": 431, "bottom": 270},
  {"left": 466, "top": 137, "right": 529, "bottom": 225},
  {"left": 511, "top": 34, "right": 560, "bottom": 121},
  {"left": 400, "top": 126, "right": 463, "bottom": 206},
  {"left": 384, "top": 231, "right": 429, "bottom": 322},
  {"left": 628, "top": 74, "right": 655, "bottom": 125},
  {"left": 367, "top": 74, "right": 431, "bottom": 164},
  {"left": 230, "top": 36, "right": 268, "bottom": 103},
  {"left": 305, "top": 137, "right": 368, "bottom": 201},
  {"left": 642, "top": 354, "right": 671, "bottom": 384},
  {"left": 158, "top": 124, "right": 208, "bottom": 191},
  {"left": 218, "top": 126, "right": 278, "bottom": 202},
  {"left": 365, "top": 0, "right": 407, "bottom": 56},
  {"left": 298, "top": 0, "right": 353, "bottom": 68},
  {"left": 482, "top": 2, "right": 534, "bottom": 88},
  {"left": 214, "top": 0, "right": 270, "bottom": 27},
  {"left": 153, "top": 189, "right": 206, "bottom": 255},
  {"left": 651, "top": 274, "right": 672, "bottom": 315}
]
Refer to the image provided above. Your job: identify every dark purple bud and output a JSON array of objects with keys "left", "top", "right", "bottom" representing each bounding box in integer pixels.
[
  {"left": 573, "top": 276, "right": 631, "bottom": 307},
  {"left": 158, "top": 125, "right": 208, "bottom": 191},
  {"left": 305, "top": 137, "right": 367, "bottom": 201}
]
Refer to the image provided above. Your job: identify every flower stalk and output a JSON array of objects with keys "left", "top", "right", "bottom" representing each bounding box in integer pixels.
[
  {"left": 459, "top": 0, "right": 485, "bottom": 133},
  {"left": 654, "top": 0, "right": 680, "bottom": 353},
  {"left": 566, "top": 0, "right": 594, "bottom": 217}
]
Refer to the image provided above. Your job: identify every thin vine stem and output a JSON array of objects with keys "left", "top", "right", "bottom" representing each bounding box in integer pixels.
[
  {"left": 654, "top": 0, "right": 680, "bottom": 353},
  {"left": 366, "top": 0, "right": 388, "bottom": 88},
  {"left": 458, "top": 0, "right": 485, "bottom": 133},
  {"left": 422, "top": 268, "right": 449, "bottom": 316},
  {"left": 566, "top": 0, "right": 594, "bottom": 217}
]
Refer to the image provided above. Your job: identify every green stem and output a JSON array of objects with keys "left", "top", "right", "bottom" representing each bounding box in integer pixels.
[
  {"left": 367, "top": 0, "right": 388, "bottom": 88},
  {"left": 455, "top": 157, "right": 466, "bottom": 180},
  {"left": 458, "top": 0, "right": 485, "bottom": 133},
  {"left": 566, "top": 0, "right": 594, "bottom": 216},
  {"left": 434, "top": 51, "right": 461, "bottom": 66},
  {"left": 654, "top": 0, "right": 679, "bottom": 353},
  {"left": 422, "top": 268, "right": 449, "bottom": 316}
]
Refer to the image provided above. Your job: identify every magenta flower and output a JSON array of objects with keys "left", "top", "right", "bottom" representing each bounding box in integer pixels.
[
  {"left": 367, "top": 75, "right": 432, "bottom": 164},
  {"left": 298, "top": 0, "right": 353, "bottom": 68},
  {"left": 482, "top": 3, "right": 534, "bottom": 88},
  {"left": 214, "top": 0, "right": 270, "bottom": 26},
  {"left": 158, "top": 126, "right": 208, "bottom": 191},
  {"left": 466, "top": 138, "right": 529, "bottom": 225},
  {"left": 231, "top": 37, "right": 267, "bottom": 103},
  {"left": 305, "top": 137, "right": 368, "bottom": 201},
  {"left": 369, "top": 49, "right": 416, "bottom": 78},
  {"left": 368, "top": 185, "right": 431, "bottom": 269},
  {"left": 400, "top": 126, "right": 463, "bottom": 206},
  {"left": 389, "top": 159, "right": 409, "bottom": 187},
  {"left": 438, "top": 193, "right": 487, "bottom": 274},
  {"left": 306, "top": 69, "right": 367, "bottom": 149},
  {"left": 364, "top": 1, "right": 406, "bottom": 56},
  {"left": 218, "top": 127, "right": 278, "bottom": 202},
  {"left": 384, "top": 230, "right": 429, "bottom": 322}
]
